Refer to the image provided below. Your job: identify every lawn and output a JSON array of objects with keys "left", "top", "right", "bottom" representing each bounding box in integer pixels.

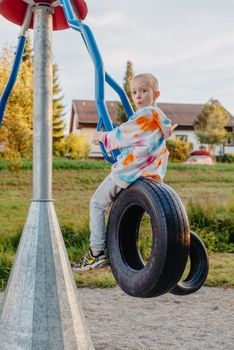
[{"left": 0, "top": 160, "right": 233, "bottom": 289}]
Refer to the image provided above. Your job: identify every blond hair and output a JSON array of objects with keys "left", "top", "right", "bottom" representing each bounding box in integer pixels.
[{"left": 131, "top": 73, "right": 159, "bottom": 91}]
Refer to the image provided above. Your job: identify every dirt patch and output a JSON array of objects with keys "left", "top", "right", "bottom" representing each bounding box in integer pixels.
[{"left": 1, "top": 286, "right": 233, "bottom": 349}]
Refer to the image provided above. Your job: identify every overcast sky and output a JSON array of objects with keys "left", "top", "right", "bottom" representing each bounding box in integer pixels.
[{"left": 0, "top": 0, "right": 234, "bottom": 128}]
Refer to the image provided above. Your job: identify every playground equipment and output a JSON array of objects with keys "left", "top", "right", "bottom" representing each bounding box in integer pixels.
[
  {"left": 170, "top": 230, "right": 209, "bottom": 296},
  {"left": 107, "top": 177, "right": 209, "bottom": 298},
  {"left": 0, "top": 1, "right": 94, "bottom": 349},
  {"left": 0, "top": 0, "right": 208, "bottom": 347},
  {"left": 107, "top": 178, "right": 190, "bottom": 298}
]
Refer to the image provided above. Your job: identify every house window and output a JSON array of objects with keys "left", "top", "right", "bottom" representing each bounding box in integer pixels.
[
  {"left": 176, "top": 135, "right": 188, "bottom": 142},
  {"left": 225, "top": 134, "right": 234, "bottom": 146}
]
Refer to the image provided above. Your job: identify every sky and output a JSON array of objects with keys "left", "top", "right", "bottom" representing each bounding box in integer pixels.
[{"left": 0, "top": 0, "right": 234, "bottom": 129}]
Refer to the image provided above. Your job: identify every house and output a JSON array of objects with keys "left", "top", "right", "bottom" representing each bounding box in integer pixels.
[{"left": 69, "top": 100, "right": 234, "bottom": 157}]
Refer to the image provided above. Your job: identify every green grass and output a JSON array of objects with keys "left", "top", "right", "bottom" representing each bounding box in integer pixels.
[
  {"left": 167, "top": 162, "right": 234, "bottom": 172},
  {"left": 0, "top": 158, "right": 112, "bottom": 171},
  {"left": 0, "top": 159, "right": 233, "bottom": 289},
  {"left": 72, "top": 252, "right": 234, "bottom": 289},
  {"left": 73, "top": 267, "right": 116, "bottom": 288},
  {"left": 1, "top": 158, "right": 233, "bottom": 171},
  {"left": 206, "top": 253, "right": 234, "bottom": 287}
]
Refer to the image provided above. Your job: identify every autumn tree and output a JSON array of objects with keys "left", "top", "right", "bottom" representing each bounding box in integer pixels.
[
  {"left": 194, "top": 99, "right": 229, "bottom": 154},
  {"left": 117, "top": 61, "right": 136, "bottom": 124},
  {"left": 0, "top": 37, "right": 66, "bottom": 161},
  {"left": 0, "top": 44, "right": 33, "bottom": 162},
  {"left": 22, "top": 33, "right": 33, "bottom": 64}
]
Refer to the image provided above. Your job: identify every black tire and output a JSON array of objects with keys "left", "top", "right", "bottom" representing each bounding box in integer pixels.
[
  {"left": 144, "top": 179, "right": 191, "bottom": 297},
  {"left": 107, "top": 178, "right": 190, "bottom": 298},
  {"left": 170, "top": 230, "right": 209, "bottom": 296}
]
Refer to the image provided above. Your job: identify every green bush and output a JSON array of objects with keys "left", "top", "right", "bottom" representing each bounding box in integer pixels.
[
  {"left": 0, "top": 254, "right": 14, "bottom": 289},
  {"left": 63, "top": 132, "right": 90, "bottom": 160},
  {"left": 216, "top": 153, "right": 234, "bottom": 163},
  {"left": 0, "top": 159, "right": 9, "bottom": 170},
  {"left": 61, "top": 225, "right": 90, "bottom": 261},
  {"left": 53, "top": 132, "right": 90, "bottom": 159},
  {"left": 0, "top": 230, "right": 22, "bottom": 254},
  {"left": 166, "top": 139, "right": 193, "bottom": 162},
  {"left": 187, "top": 199, "right": 234, "bottom": 253}
]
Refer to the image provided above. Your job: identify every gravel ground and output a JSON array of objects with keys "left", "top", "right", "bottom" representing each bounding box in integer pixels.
[{"left": 1, "top": 286, "right": 234, "bottom": 350}]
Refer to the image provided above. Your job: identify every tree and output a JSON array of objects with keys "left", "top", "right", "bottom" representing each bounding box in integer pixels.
[
  {"left": 194, "top": 99, "right": 229, "bottom": 154},
  {"left": 0, "top": 44, "right": 33, "bottom": 161},
  {"left": 117, "top": 61, "right": 136, "bottom": 124},
  {"left": 52, "top": 64, "right": 66, "bottom": 155},
  {"left": 22, "top": 33, "right": 33, "bottom": 64},
  {"left": 0, "top": 37, "right": 66, "bottom": 162}
]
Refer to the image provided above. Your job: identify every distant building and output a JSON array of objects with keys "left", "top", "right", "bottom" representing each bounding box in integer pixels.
[{"left": 69, "top": 100, "right": 234, "bottom": 158}]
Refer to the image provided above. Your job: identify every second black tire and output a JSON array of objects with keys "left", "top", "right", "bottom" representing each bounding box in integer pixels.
[
  {"left": 170, "top": 230, "right": 209, "bottom": 295},
  {"left": 107, "top": 178, "right": 190, "bottom": 298}
]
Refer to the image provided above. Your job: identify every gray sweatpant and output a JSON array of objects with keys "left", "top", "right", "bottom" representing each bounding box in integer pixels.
[{"left": 89, "top": 174, "right": 123, "bottom": 253}]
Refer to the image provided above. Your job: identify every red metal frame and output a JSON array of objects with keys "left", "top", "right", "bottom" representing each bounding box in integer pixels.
[{"left": 0, "top": 0, "right": 88, "bottom": 30}]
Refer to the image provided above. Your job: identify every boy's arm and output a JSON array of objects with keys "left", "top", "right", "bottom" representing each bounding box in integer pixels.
[
  {"left": 93, "top": 116, "right": 140, "bottom": 150},
  {"left": 92, "top": 108, "right": 175, "bottom": 150},
  {"left": 93, "top": 131, "right": 104, "bottom": 143},
  {"left": 154, "top": 107, "right": 172, "bottom": 139}
]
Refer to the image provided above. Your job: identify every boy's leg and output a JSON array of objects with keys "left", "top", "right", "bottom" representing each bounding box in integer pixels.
[
  {"left": 89, "top": 174, "right": 122, "bottom": 254},
  {"left": 72, "top": 174, "right": 122, "bottom": 271}
]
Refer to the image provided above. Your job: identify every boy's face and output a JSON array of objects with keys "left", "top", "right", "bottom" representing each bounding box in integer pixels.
[{"left": 131, "top": 78, "right": 160, "bottom": 109}]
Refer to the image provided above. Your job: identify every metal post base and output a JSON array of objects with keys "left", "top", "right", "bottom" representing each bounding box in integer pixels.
[{"left": 0, "top": 201, "right": 94, "bottom": 350}]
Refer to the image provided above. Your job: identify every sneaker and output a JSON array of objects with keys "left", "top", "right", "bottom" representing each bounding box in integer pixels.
[{"left": 72, "top": 249, "right": 109, "bottom": 272}]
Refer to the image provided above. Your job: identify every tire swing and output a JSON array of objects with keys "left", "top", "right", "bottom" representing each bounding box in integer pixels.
[
  {"left": 106, "top": 177, "right": 190, "bottom": 298},
  {"left": 170, "top": 230, "right": 209, "bottom": 296}
]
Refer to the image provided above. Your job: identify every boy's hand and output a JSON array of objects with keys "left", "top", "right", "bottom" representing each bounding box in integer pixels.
[
  {"left": 92, "top": 131, "right": 103, "bottom": 144},
  {"left": 169, "top": 123, "right": 178, "bottom": 136}
]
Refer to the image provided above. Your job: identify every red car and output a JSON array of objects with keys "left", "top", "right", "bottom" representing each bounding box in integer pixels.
[{"left": 185, "top": 155, "right": 213, "bottom": 165}]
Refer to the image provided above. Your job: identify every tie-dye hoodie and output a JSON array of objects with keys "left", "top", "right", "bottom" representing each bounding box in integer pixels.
[{"left": 101, "top": 104, "right": 172, "bottom": 188}]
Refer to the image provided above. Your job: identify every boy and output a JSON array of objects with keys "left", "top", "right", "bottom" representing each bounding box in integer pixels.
[{"left": 73, "top": 73, "right": 172, "bottom": 271}]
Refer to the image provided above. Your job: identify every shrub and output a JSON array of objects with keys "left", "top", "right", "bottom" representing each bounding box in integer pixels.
[
  {"left": 64, "top": 132, "right": 90, "bottom": 160},
  {"left": 166, "top": 139, "right": 193, "bottom": 161},
  {"left": 0, "top": 231, "right": 21, "bottom": 254},
  {"left": 0, "top": 149, "right": 23, "bottom": 171},
  {"left": 61, "top": 224, "right": 90, "bottom": 261},
  {"left": 0, "top": 254, "right": 14, "bottom": 290},
  {"left": 216, "top": 153, "right": 234, "bottom": 163},
  {"left": 187, "top": 199, "right": 234, "bottom": 253},
  {"left": 53, "top": 139, "right": 66, "bottom": 157}
]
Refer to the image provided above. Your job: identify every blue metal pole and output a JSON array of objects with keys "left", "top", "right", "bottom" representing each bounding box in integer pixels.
[
  {"left": 0, "top": 5, "right": 33, "bottom": 127},
  {"left": 0, "top": 36, "right": 26, "bottom": 126},
  {"left": 105, "top": 72, "right": 134, "bottom": 118},
  {"left": 60, "top": 0, "right": 134, "bottom": 162}
]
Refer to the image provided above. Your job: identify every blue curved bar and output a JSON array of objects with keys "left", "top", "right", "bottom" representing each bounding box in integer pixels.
[
  {"left": 105, "top": 72, "right": 134, "bottom": 118},
  {"left": 61, "top": 0, "right": 133, "bottom": 162},
  {"left": 96, "top": 118, "right": 117, "bottom": 164},
  {"left": 0, "top": 35, "right": 26, "bottom": 126}
]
